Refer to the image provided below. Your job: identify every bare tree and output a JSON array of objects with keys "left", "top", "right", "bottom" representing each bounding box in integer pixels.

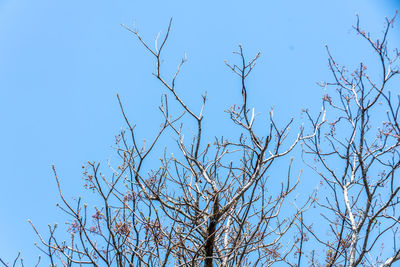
[
  {"left": 302, "top": 12, "right": 400, "bottom": 267},
  {"left": 23, "top": 13, "right": 400, "bottom": 267},
  {"left": 28, "top": 20, "right": 318, "bottom": 266}
]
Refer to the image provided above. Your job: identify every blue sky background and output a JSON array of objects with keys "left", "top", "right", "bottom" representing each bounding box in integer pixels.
[{"left": 0, "top": 0, "right": 399, "bottom": 264}]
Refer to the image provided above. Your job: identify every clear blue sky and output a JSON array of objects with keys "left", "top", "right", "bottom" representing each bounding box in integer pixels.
[{"left": 0, "top": 0, "right": 399, "bottom": 264}]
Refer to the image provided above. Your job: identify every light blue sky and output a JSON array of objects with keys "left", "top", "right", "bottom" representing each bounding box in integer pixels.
[{"left": 0, "top": 0, "right": 399, "bottom": 264}]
